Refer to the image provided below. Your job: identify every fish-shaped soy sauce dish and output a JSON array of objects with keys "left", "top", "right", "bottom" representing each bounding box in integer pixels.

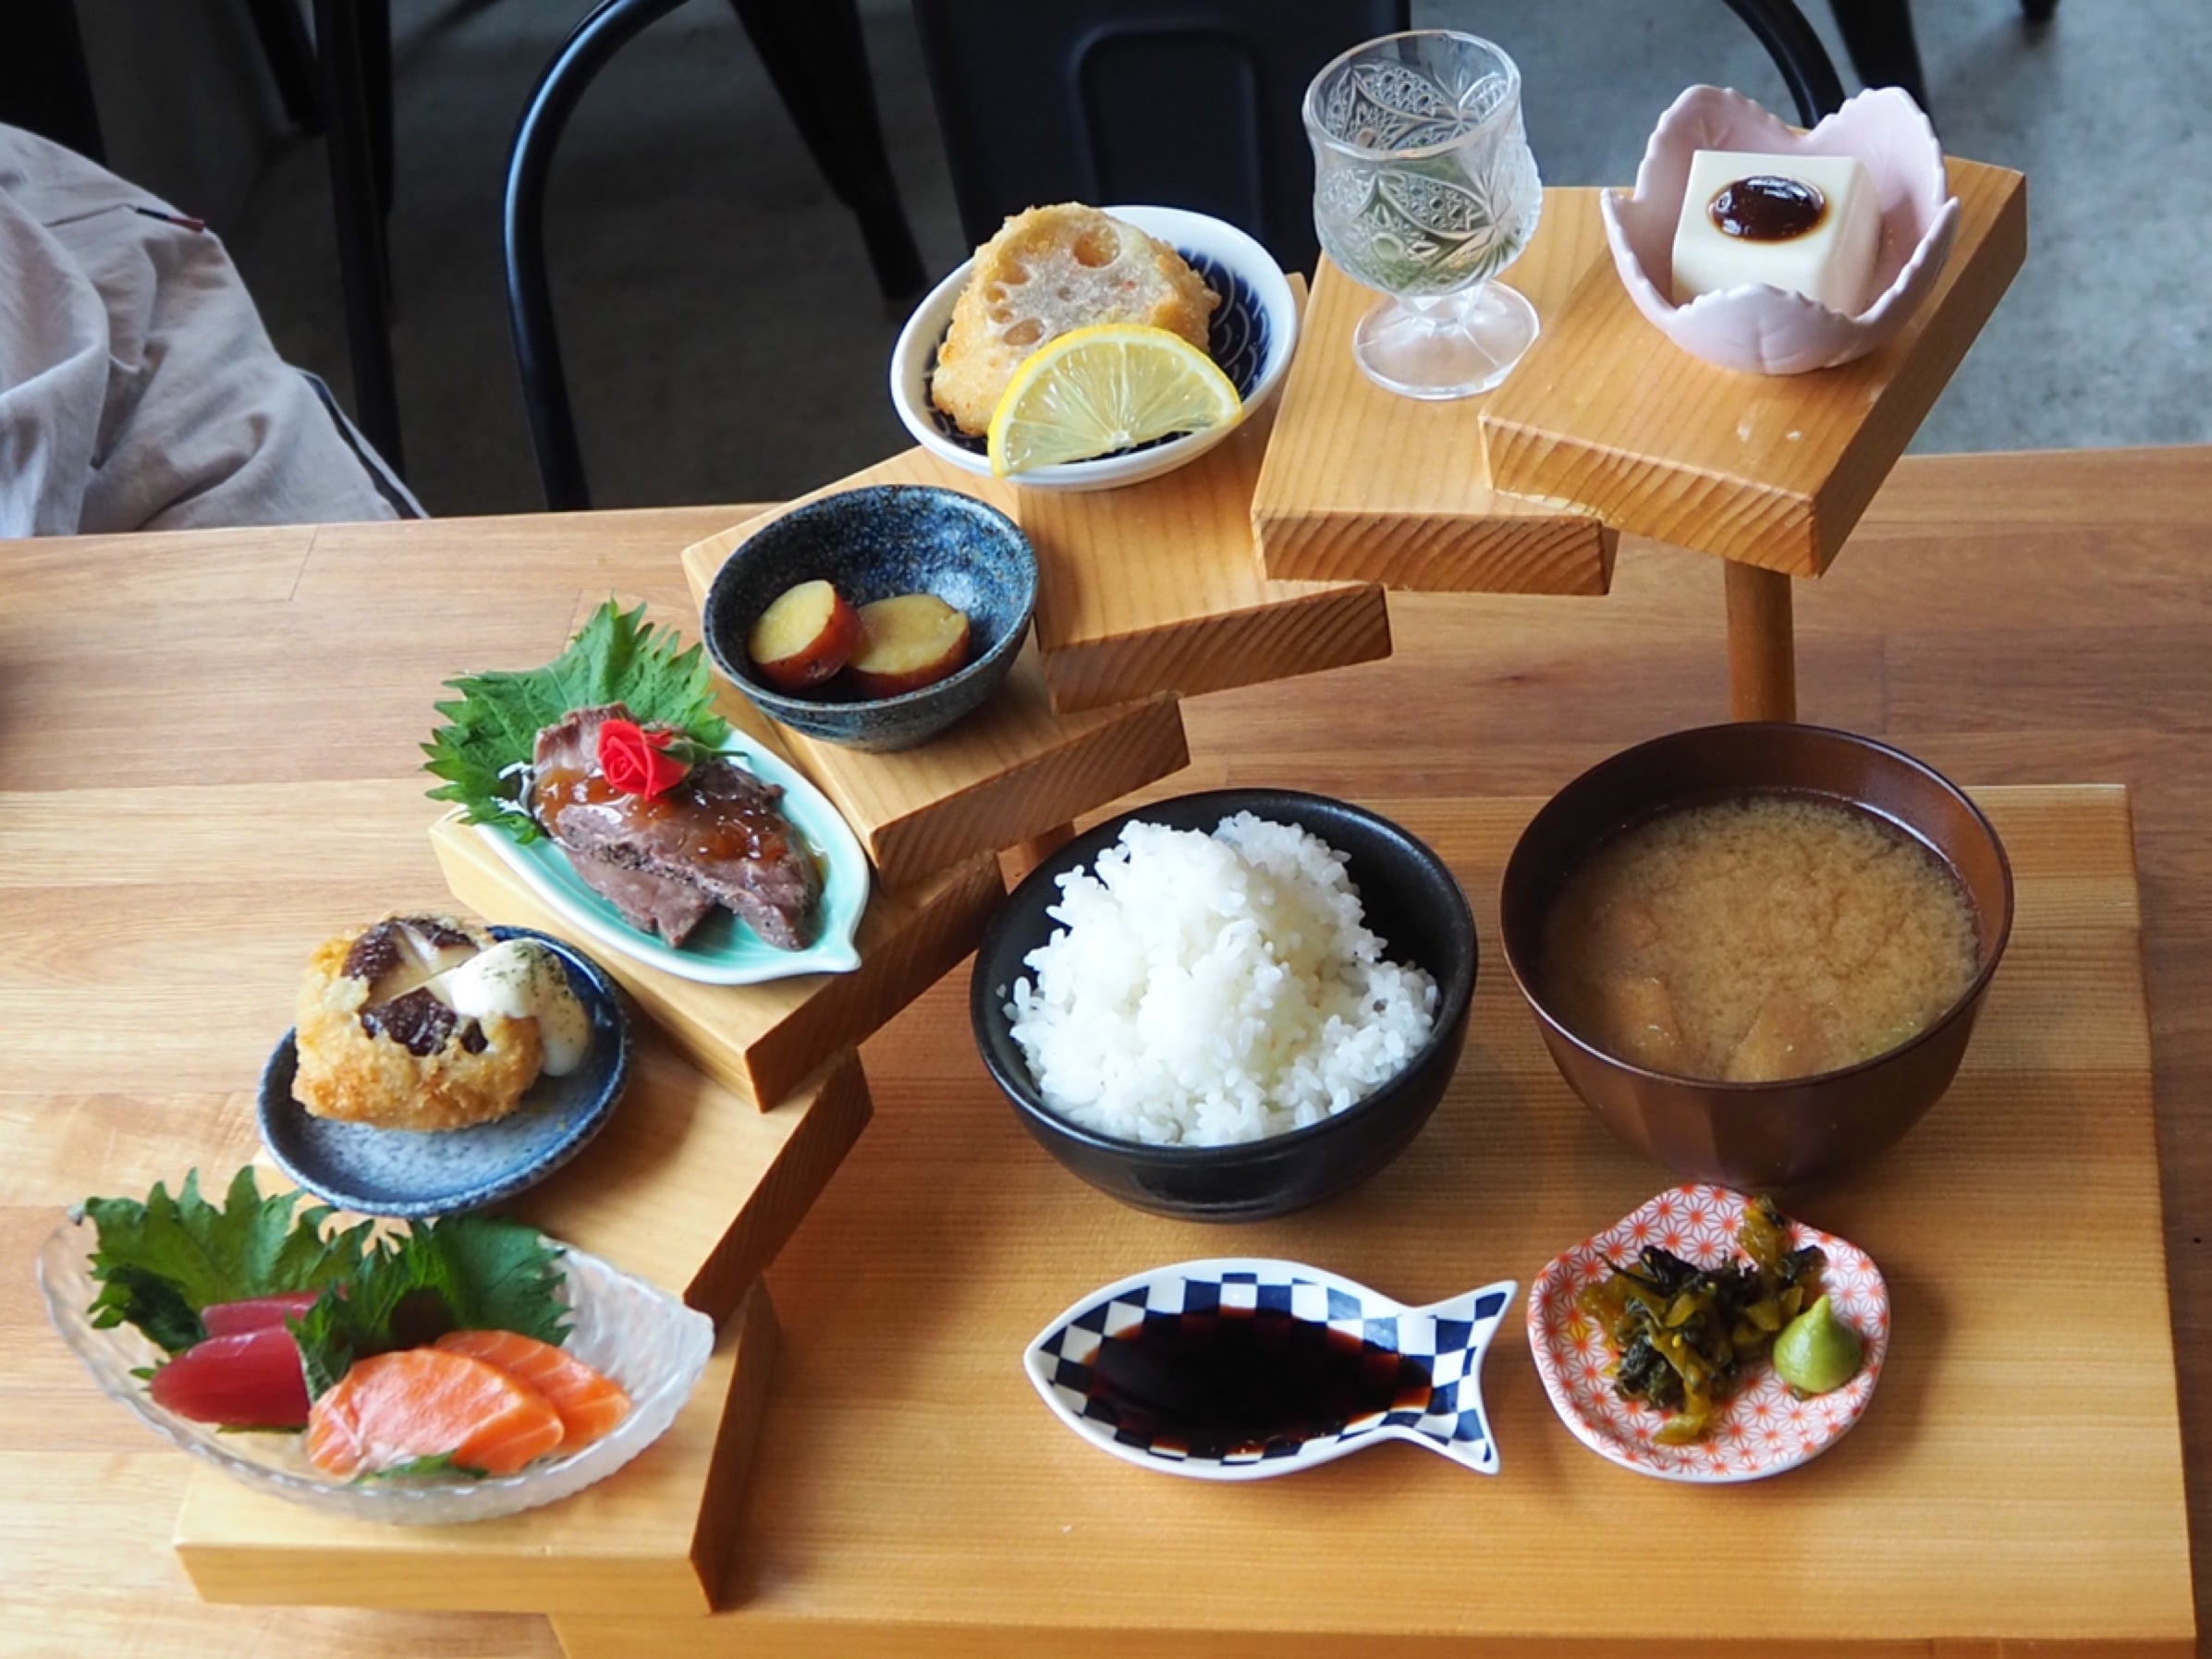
[{"left": 1025, "top": 1260, "right": 1516, "bottom": 1481}]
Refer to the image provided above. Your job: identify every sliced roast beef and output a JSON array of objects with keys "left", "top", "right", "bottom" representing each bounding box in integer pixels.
[
  {"left": 566, "top": 849, "right": 720, "bottom": 947},
  {"left": 531, "top": 702, "right": 822, "bottom": 950}
]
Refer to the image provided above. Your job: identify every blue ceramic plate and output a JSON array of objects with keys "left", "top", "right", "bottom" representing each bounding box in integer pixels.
[
  {"left": 479, "top": 729, "right": 870, "bottom": 984},
  {"left": 259, "top": 926, "right": 633, "bottom": 1219}
]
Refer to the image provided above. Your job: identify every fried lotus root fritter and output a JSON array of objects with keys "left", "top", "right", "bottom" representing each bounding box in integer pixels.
[{"left": 929, "top": 203, "right": 1220, "bottom": 436}]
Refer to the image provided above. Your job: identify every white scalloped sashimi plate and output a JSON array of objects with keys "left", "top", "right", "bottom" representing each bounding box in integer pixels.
[
  {"left": 1528, "top": 1184, "right": 1888, "bottom": 1482},
  {"left": 479, "top": 728, "right": 870, "bottom": 985},
  {"left": 1026, "top": 1258, "right": 1516, "bottom": 1482},
  {"left": 38, "top": 1214, "right": 715, "bottom": 1524}
]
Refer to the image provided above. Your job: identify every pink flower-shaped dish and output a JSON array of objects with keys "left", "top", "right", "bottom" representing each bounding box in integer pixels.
[
  {"left": 1528, "top": 1184, "right": 1889, "bottom": 1482},
  {"left": 1601, "top": 84, "right": 1959, "bottom": 374}
]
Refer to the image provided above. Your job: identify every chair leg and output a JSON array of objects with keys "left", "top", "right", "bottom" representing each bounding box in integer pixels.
[
  {"left": 724, "top": 0, "right": 926, "bottom": 299},
  {"left": 358, "top": 0, "right": 395, "bottom": 217},
  {"left": 507, "top": 0, "right": 698, "bottom": 510},
  {"left": 1828, "top": 0, "right": 1931, "bottom": 113},
  {"left": 314, "top": 0, "right": 404, "bottom": 474},
  {"left": 243, "top": 0, "right": 326, "bottom": 134}
]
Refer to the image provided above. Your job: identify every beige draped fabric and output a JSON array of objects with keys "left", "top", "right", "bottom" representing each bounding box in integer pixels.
[{"left": 0, "top": 122, "right": 414, "bottom": 537}]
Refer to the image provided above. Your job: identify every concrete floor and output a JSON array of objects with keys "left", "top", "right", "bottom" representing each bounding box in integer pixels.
[{"left": 222, "top": 0, "right": 2210, "bottom": 518}]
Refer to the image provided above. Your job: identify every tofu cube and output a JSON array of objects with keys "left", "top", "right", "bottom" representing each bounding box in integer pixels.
[{"left": 1670, "top": 149, "right": 1881, "bottom": 313}]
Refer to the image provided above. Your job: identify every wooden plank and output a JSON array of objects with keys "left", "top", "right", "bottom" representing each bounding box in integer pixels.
[
  {"left": 1479, "top": 158, "right": 2029, "bottom": 577},
  {"left": 512, "top": 1045, "right": 870, "bottom": 1324},
  {"left": 681, "top": 515, "right": 1192, "bottom": 884},
  {"left": 555, "top": 787, "right": 2193, "bottom": 1658},
  {"left": 175, "top": 1284, "right": 777, "bottom": 1617},
  {"left": 678, "top": 300, "right": 1394, "bottom": 718},
  {"left": 11, "top": 447, "right": 2212, "bottom": 1658},
  {"left": 431, "top": 811, "right": 999, "bottom": 1109},
  {"left": 1249, "top": 191, "right": 1617, "bottom": 594},
  {"left": 1005, "top": 272, "right": 1390, "bottom": 712},
  {"left": 1018, "top": 396, "right": 1392, "bottom": 713}
]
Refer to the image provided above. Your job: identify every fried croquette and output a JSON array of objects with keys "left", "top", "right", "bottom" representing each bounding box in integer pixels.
[{"left": 291, "top": 915, "right": 544, "bottom": 1132}]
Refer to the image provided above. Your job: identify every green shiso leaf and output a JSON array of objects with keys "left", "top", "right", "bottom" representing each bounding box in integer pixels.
[
  {"left": 422, "top": 599, "right": 731, "bottom": 843},
  {"left": 79, "top": 1167, "right": 573, "bottom": 1407},
  {"left": 78, "top": 1168, "right": 372, "bottom": 1355},
  {"left": 289, "top": 1214, "right": 569, "bottom": 1400}
]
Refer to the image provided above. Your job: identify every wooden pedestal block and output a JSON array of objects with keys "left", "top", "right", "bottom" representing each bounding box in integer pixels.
[
  {"left": 550, "top": 786, "right": 2193, "bottom": 1659},
  {"left": 682, "top": 282, "right": 1389, "bottom": 721},
  {"left": 1480, "top": 158, "right": 2028, "bottom": 576},
  {"left": 1250, "top": 191, "right": 1617, "bottom": 594},
  {"left": 682, "top": 523, "right": 1192, "bottom": 883},
  {"left": 513, "top": 1044, "right": 870, "bottom": 1324},
  {"left": 1017, "top": 395, "right": 1392, "bottom": 713},
  {"left": 175, "top": 1283, "right": 778, "bottom": 1618},
  {"left": 431, "top": 811, "right": 1000, "bottom": 1107}
]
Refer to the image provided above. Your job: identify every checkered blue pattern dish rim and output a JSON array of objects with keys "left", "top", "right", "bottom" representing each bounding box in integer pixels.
[
  {"left": 922, "top": 248, "right": 1271, "bottom": 458},
  {"left": 1025, "top": 1259, "right": 1517, "bottom": 1482}
]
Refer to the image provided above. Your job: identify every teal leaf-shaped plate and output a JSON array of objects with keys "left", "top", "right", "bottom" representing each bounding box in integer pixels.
[{"left": 480, "top": 731, "right": 869, "bottom": 984}]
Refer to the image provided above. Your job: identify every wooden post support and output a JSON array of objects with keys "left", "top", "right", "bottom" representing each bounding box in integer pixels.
[{"left": 1724, "top": 561, "right": 1797, "bottom": 723}]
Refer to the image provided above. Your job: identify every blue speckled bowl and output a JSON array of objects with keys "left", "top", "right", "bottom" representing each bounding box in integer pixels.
[
  {"left": 258, "top": 927, "right": 633, "bottom": 1220},
  {"left": 703, "top": 484, "right": 1037, "bottom": 752}
]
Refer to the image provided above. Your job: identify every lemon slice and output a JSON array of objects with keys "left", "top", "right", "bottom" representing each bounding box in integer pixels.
[{"left": 985, "top": 324, "right": 1241, "bottom": 477}]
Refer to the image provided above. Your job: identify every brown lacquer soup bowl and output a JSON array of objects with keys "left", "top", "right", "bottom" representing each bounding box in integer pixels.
[{"left": 1498, "top": 723, "right": 2012, "bottom": 1189}]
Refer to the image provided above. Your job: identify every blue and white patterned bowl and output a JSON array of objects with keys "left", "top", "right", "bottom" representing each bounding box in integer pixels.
[
  {"left": 890, "top": 204, "right": 1301, "bottom": 492},
  {"left": 1025, "top": 1259, "right": 1516, "bottom": 1482}
]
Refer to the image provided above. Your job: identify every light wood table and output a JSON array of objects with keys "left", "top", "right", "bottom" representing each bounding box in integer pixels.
[{"left": 4, "top": 448, "right": 2210, "bottom": 1654}]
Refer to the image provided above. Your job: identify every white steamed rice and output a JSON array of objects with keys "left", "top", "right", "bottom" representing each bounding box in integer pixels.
[{"left": 1004, "top": 812, "right": 1438, "bottom": 1146}]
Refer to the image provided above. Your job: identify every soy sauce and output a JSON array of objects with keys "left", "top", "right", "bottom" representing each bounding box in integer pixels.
[
  {"left": 1086, "top": 1308, "right": 1434, "bottom": 1459},
  {"left": 1709, "top": 175, "right": 1827, "bottom": 241}
]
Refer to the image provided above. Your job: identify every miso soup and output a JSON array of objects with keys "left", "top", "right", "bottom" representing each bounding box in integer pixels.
[{"left": 1539, "top": 793, "right": 1978, "bottom": 1083}]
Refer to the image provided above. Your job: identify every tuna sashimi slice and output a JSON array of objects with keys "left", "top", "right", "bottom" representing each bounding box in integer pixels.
[
  {"left": 306, "top": 1348, "right": 566, "bottom": 1477},
  {"left": 433, "top": 1329, "right": 631, "bottom": 1451},
  {"left": 201, "top": 1293, "right": 322, "bottom": 1337},
  {"left": 150, "top": 1324, "right": 311, "bottom": 1428}
]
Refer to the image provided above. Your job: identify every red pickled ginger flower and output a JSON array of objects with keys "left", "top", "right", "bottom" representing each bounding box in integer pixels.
[{"left": 595, "top": 717, "right": 692, "bottom": 799}]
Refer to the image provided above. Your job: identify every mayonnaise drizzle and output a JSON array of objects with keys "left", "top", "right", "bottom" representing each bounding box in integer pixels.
[{"left": 434, "top": 940, "right": 592, "bottom": 1076}]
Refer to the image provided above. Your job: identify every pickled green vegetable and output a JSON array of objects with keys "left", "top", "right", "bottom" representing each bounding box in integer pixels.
[{"left": 1575, "top": 1195, "right": 1827, "bottom": 1443}]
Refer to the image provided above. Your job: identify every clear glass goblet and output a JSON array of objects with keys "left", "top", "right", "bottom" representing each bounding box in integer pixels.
[{"left": 1303, "top": 30, "right": 1544, "bottom": 399}]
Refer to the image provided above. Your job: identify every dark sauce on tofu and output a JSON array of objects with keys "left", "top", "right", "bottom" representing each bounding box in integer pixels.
[
  {"left": 1086, "top": 1307, "right": 1433, "bottom": 1459},
  {"left": 1709, "top": 175, "right": 1826, "bottom": 241}
]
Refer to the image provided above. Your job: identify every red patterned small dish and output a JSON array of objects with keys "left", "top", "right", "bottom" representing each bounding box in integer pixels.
[{"left": 1528, "top": 1184, "right": 1888, "bottom": 1482}]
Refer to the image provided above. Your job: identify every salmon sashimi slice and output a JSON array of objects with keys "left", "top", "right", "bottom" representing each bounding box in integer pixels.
[
  {"left": 306, "top": 1348, "right": 566, "bottom": 1477},
  {"left": 433, "top": 1329, "right": 631, "bottom": 1450}
]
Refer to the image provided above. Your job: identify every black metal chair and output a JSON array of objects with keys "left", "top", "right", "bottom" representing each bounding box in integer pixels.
[
  {"left": 910, "top": 1, "right": 1851, "bottom": 284},
  {"left": 503, "top": 0, "right": 923, "bottom": 511},
  {"left": 914, "top": 0, "right": 1409, "bottom": 278},
  {"left": 1829, "top": 0, "right": 1928, "bottom": 116}
]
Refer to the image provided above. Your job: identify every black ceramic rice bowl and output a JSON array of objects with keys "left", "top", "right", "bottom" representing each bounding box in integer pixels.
[{"left": 970, "top": 789, "right": 1477, "bottom": 1222}]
